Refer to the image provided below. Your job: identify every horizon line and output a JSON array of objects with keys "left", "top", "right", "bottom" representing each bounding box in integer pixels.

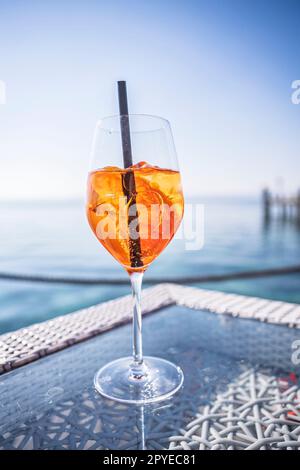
[{"left": 0, "top": 194, "right": 261, "bottom": 204}]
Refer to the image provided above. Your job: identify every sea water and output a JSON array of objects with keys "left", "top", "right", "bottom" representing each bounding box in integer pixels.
[{"left": 0, "top": 197, "right": 299, "bottom": 333}]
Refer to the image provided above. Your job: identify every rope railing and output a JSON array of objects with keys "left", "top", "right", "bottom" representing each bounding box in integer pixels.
[{"left": 0, "top": 265, "right": 299, "bottom": 285}]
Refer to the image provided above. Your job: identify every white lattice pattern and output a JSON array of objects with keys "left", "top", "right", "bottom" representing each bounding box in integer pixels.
[{"left": 169, "top": 369, "right": 300, "bottom": 450}]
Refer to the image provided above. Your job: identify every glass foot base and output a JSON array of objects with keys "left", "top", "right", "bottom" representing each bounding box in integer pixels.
[{"left": 94, "top": 356, "right": 184, "bottom": 404}]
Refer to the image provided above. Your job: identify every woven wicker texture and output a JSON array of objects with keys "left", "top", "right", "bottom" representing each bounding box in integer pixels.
[
  {"left": 1, "top": 284, "right": 300, "bottom": 375},
  {"left": 0, "top": 284, "right": 173, "bottom": 373},
  {"left": 1, "top": 284, "right": 300, "bottom": 374}
]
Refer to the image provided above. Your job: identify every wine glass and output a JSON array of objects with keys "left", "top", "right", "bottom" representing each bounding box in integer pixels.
[{"left": 86, "top": 114, "right": 184, "bottom": 404}]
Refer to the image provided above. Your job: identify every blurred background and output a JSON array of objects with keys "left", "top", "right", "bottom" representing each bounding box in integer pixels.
[{"left": 0, "top": 0, "right": 299, "bottom": 333}]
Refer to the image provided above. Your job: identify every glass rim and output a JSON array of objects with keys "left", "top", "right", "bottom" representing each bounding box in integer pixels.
[{"left": 96, "top": 113, "right": 170, "bottom": 131}]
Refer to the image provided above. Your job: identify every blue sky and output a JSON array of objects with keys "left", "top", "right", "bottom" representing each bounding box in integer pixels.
[{"left": 0, "top": 0, "right": 299, "bottom": 199}]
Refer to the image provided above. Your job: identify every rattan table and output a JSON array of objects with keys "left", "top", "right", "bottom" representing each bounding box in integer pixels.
[{"left": 0, "top": 284, "right": 300, "bottom": 450}]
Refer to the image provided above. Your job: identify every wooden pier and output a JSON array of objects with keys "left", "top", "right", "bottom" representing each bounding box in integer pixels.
[{"left": 262, "top": 188, "right": 300, "bottom": 221}]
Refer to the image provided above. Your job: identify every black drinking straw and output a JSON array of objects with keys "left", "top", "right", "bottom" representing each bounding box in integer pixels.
[
  {"left": 118, "top": 81, "right": 133, "bottom": 168},
  {"left": 117, "top": 81, "right": 143, "bottom": 269}
]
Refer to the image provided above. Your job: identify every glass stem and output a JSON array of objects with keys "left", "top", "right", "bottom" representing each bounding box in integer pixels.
[{"left": 129, "top": 272, "right": 144, "bottom": 376}]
